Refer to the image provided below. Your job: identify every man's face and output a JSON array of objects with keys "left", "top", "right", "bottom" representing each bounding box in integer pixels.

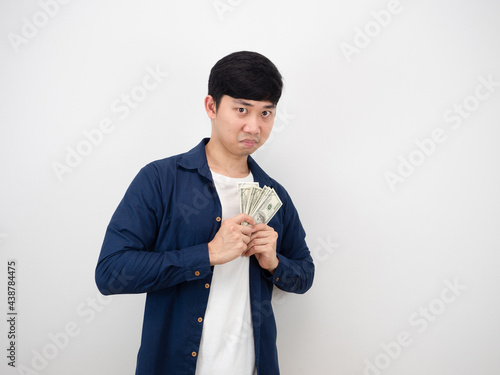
[{"left": 206, "top": 95, "right": 276, "bottom": 157}]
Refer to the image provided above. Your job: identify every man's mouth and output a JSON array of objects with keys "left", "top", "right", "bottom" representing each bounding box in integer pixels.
[{"left": 240, "top": 139, "right": 258, "bottom": 147}]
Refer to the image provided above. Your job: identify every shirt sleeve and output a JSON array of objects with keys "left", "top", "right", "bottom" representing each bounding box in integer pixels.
[
  {"left": 95, "top": 164, "right": 212, "bottom": 296},
  {"left": 266, "top": 187, "right": 315, "bottom": 294}
]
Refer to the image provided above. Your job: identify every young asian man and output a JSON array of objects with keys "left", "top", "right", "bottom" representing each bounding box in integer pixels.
[{"left": 95, "top": 51, "right": 314, "bottom": 375}]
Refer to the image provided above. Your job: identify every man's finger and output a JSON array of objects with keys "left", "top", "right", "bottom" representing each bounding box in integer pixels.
[
  {"left": 250, "top": 231, "right": 270, "bottom": 241},
  {"left": 251, "top": 229, "right": 278, "bottom": 243},
  {"left": 241, "top": 234, "right": 251, "bottom": 245},
  {"left": 244, "top": 246, "right": 258, "bottom": 257},
  {"left": 229, "top": 213, "right": 256, "bottom": 226},
  {"left": 251, "top": 223, "right": 272, "bottom": 233},
  {"left": 248, "top": 237, "right": 267, "bottom": 248}
]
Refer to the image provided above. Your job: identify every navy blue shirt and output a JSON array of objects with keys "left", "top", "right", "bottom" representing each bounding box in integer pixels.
[{"left": 95, "top": 138, "right": 314, "bottom": 375}]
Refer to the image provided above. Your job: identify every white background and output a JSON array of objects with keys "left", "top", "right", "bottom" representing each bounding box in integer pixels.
[{"left": 1, "top": 0, "right": 500, "bottom": 374}]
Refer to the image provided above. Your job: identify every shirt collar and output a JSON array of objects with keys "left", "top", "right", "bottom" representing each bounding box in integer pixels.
[{"left": 177, "top": 138, "right": 272, "bottom": 186}]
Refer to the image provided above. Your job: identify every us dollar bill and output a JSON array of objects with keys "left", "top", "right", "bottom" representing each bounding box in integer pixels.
[
  {"left": 237, "top": 182, "right": 259, "bottom": 214},
  {"left": 250, "top": 188, "right": 282, "bottom": 224},
  {"left": 237, "top": 183, "right": 282, "bottom": 224}
]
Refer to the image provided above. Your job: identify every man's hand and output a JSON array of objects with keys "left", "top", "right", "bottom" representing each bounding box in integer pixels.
[
  {"left": 244, "top": 224, "right": 279, "bottom": 274},
  {"left": 208, "top": 213, "right": 256, "bottom": 266}
]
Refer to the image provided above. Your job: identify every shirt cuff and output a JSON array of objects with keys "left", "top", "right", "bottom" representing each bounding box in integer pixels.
[
  {"left": 182, "top": 243, "right": 212, "bottom": 282},
  {"left": 259, "top": 253, "right": 286, "bottom": 286}
]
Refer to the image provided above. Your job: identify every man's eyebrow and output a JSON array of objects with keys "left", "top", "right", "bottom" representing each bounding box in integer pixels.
[{"left": 233, "top": 99, "right": 276, "bottom": 109}]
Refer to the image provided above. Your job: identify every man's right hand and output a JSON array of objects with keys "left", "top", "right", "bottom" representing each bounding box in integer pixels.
[{"left": 208, "top": 213, "right": 256, "bottom": 266}]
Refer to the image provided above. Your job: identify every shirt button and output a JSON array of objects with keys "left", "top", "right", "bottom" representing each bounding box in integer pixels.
[
  {"left": 275, "top": 277, "right": 280, "bottom": 282},
  {"left": 198, "top": 317, "right": 203, "bottom": 323},
  {"left": 194, "top": 271, "right": 200, "bottom": 276},
  {"left": 192, "top": 351, "right": 197, "bottom": 357},
  {"left": 205, "top": 283, "right": 210, "bottom": 289},
  {"left": 216, "top": 216, "right": 221, "bottom": 222}
]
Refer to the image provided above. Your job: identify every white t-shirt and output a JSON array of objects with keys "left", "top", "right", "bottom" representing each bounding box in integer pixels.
[{"left": 195, "top": 170, "right": 256, "bottom": 375}]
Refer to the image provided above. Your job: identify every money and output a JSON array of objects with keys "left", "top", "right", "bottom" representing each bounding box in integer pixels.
[
  {"left": 238, "top": 183, "right": 282, "bottom": 224},
  {"left": 237, "top": 182, "right": 259, "bottom": 214}
]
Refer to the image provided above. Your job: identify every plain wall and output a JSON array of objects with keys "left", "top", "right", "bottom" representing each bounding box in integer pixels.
[{"left": 1, "top": 0, "right": 500, "bottom": 374}]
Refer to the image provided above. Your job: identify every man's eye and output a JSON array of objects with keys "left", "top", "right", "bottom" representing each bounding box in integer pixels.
[
  {"left": 262, "top": 111, "right": 271, "bottom": 118},
  {"left": 238, "top": 108, "right": 247, "bottom": 114}
]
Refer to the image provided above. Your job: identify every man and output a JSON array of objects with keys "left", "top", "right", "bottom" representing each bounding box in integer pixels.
[{"left": 95, "top": 51, "right": 314, "bottom": 375}]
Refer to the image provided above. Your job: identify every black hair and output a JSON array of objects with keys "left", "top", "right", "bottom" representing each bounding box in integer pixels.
[{"left": 208, "top": 51, "right": 283, "bottom": 108}]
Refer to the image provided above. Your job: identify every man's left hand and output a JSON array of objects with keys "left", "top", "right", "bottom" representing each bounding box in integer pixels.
[{"left": 244, "top": 223, "right": 279, "bottom": 274}]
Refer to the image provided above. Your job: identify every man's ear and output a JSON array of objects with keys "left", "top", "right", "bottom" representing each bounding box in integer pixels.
[{"left": 204, "top": 95, "right": 217, "bottom": 120}]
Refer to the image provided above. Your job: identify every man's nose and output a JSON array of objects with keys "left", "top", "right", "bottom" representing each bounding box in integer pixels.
[{"left": 243, "top": 116, "right": 260, "bottom": 134}]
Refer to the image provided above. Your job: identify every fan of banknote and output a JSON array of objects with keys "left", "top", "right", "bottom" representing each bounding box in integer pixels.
[{"left": 238, "top": 182, "right": 283, "bottom": 225}]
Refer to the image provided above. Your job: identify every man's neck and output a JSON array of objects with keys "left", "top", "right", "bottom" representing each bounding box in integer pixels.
[{"left": 205, "top": 141, "right": 250, "bottom": 178}]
